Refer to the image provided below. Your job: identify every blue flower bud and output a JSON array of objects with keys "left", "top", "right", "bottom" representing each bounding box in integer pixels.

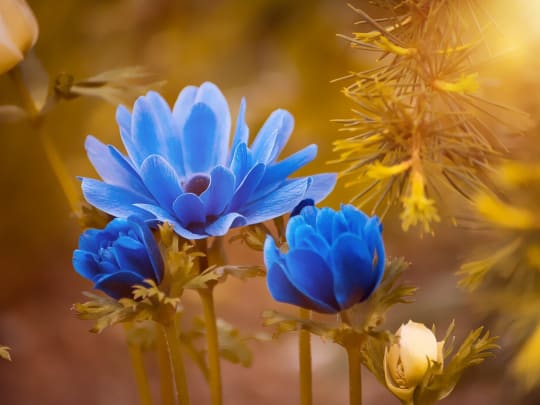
[
  {"left": 264, "top": 204, "right": 385, "bottom": 313},
  {"left": 72, "top": 217, "right": 164, "bottom": 299}
]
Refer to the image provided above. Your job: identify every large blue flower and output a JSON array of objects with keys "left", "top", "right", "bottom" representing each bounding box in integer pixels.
[
  {"left": 81, "top": 82, "right": 336, "bottom": 239},
  {"left": 72, "top": 217, "right": 164, "bottom": 299},
  {"left": 264, "top": 204, "right": 385, "bottom": 313}
]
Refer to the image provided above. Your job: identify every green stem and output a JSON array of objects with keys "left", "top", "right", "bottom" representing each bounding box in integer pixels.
[
  {"left": 346, "top": 347, "right": 362, "bottom": 405},
  {"left": 199, "top": 287, "right": 223, "bottom": 405},
  {"left": 157, "top": 325, "right": 176, "bottom": 405},
  {"left": 9, "top": 66, "right": 80, "bottom": 213},
  {"left": 163, "top": 321, "right": 190, "bottom": 405},
  {"left": 196, "top": 239, "right": 223, "bottom": 405},
  {"left": 124, "top": 324, "right": 153, "bottom": 405},
  {"left": 299, "top": 308, "right": 312, "bottom": 405}
]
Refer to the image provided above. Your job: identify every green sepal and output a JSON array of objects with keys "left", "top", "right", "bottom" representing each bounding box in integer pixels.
[{"left": 73, "top": 280, "right": 181, "bottom": 333}]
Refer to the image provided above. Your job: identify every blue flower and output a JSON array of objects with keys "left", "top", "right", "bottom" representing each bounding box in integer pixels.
[
  {"left": 264, "top": 204, "right": 385, "bottom": 313},
  {"left": 72, "top": 217, "right": 164, "bottom": 299},
  {"left": 81, "top": 82, "right": 336, "bottom": 239}
]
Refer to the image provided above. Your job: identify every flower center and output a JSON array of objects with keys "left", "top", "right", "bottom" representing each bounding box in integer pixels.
[{"left": 184, "top": 174, "right": 210, "bottom": 195}]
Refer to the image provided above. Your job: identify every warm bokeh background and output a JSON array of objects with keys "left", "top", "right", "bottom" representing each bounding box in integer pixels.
[{"left": 1, "top": 1, "right": 539, "bottom": 404}]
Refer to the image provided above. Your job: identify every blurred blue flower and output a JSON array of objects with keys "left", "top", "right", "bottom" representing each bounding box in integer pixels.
[
  {"left": 73, "top": 217, "right": 164, "bottom": 299},
  {"left": 81, "top": 82, "right": 336, "bottom": 239},
  {"left": 264, "top": 204, "right": 385, "bottom": 313}
]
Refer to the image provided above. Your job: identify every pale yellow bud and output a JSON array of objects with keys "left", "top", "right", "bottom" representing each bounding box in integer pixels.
[
  {"left": 0, "top": 0, "right": 39, "bottom": 74},
  {"left": 384, "top": 320, "right": 444, "bottom": 402}
]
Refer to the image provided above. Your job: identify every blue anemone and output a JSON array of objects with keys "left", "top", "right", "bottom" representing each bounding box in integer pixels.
[
  {"left": 264, "top": 204, "right": 385, "bottom": 313},
  {"left": 81, "top": 82, "right": 336, "bottom": 239},
  {"left": 72, "top": 217, "right": 164, "bottom": 299}
]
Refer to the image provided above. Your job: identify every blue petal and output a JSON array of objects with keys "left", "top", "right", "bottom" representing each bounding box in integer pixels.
[
  {"left": 263, "top": 236, "right": 284, "bottom": 269},
  {"left": 94, "top": 271, "right": 147, "bottom": 299},
  {"left": 315, "top": 207, "right": 335, "bottom": 245},
  {"left": 266, "top": 261, "right": 333, "bottom": 313},
  {"left": 112, "top": 236, "right": 155, "bottom": 280},
  {"left": 172, "top": 193, "right": 206, "bottom": 226},
  {"left": 363, "top": 217, "right": 385, "bottom": 289},
  {"left": 332, "top": 210, "right": 349, "bottom": 241},
  {"left": 240, "top": 178, "right": 311, "bottom": 225},
  {"left": 303, "top": 173, "right": 337, "bottom": 203},
  {"left": 229, "top": 98, "right": 249, "bottom": 161},
  {"left": 330, "top": 234, "right": 380, "bottom": 309},
  {"left": 290, "top": 199, "right": 315, "bottom": 217},
  {"left": 299, "top": 205, "right": 317, "bottom": 228},
  {"left": 78, "top": 229, "right": 102, "bottom": 252},
  {"left": 251, "top": 109, "right": 294, "bottom": 164},
  {"left": 182, "top": 103, "right": 219, "bottom": 174},
  {"left": 116, "top": 105, "right": 131, "bottom": 133},
  {"left": 73, "top": 250, "right": 100, "bottom": 280},
  {"left": 81, "top": 178, "right": 155, "bottom": 219},
  {"left": 135, "top": 202, "right": 208, "bottom": 240},
  {"left": 284, "top": 249, "right": 339, "bottom": 313},
  {"left": 85, "top": 136, "right": 148, "bottom": 195},
  {"left": 261, "top": 145, "right": 317, "bottom": 186},
  {"left": 200, "top": 166, "right": 235, "bottom": 216},
  {"left": 285, "top": 214, "right": 307, "bottom": 249},
  {"left": 205, "top": 213, "right": 247, "bottom": 236},
  {"left": 128, "top": 92, "right": 173, "bottom": 167},
  {"left": 175, "top": 82, "right": 231, "bottom": 172},
  {"left": 139, "top": 154, "right": 183, "bottom": 210},
  {"left": 229, "top": 163, "right": 265, "bottom": 212},
  {"left": 229, "top": 143, "right": 255, "bottom": 185},
  {"left": 340, "top": 204, "right": 369, "bottom": 235},
  {"left": 292, "top": 224, "right": 330, "bottom": 259},
  {"left": 126, "top": 215, "right": 164, "bottom": 283}
]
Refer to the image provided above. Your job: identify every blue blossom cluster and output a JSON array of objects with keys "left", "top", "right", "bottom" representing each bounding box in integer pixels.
[{"left": 72, "top": 82, "right": 385, "bottom": 307}]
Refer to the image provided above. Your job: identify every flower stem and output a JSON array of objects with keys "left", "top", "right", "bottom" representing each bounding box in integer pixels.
[
  {"left": 157, "top": 324, "right": 175, "bottom": 405},
  {"left": 346, "top": 347, "right": 362, "bottom": 405},
  {"left": 124, "top": 324, "right": 153, "bottom": 405},
  {"left": 198, "top": 286, "right": 223, "bottom": 405},
  {"left": 8, "top": 66, "right": 80, "bottom": 213},
  {"left": 196, "top": 239, "right": 223, "bottom": 405},
  {"left": 299, "top": 308, "right": 313, "bottom": 405},
  {"left": 162, "top": 321, "right": 190, "bottom": 405}
]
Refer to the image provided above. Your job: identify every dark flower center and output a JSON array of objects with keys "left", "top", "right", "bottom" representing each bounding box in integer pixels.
[{"left": 184, "top": 174, "right": 210, "bottom": 195}]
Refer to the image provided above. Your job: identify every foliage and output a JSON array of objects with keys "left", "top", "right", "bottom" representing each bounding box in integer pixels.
[
  {"left": 333, "top": 0, "right": 526, "bottom": 233},
  {"left": 459, "top": 161, "right": 540, "bottom": 390}
]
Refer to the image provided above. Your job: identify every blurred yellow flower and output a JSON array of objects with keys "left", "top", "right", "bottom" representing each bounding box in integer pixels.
[
  {"left": 384, "top": 320, "right": 443, "bottom": 402},
  {"left": 0, "top": 0, "right": 38, "bottom": 75}
]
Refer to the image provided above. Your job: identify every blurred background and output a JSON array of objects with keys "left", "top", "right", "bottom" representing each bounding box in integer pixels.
[{"left": 0, "top": 0, "right": 539, "bottom": 404}]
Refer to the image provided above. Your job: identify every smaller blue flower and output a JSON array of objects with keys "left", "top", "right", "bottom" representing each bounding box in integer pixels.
[
  {"left": 73, "top": 217, "right": 164, "bottom": 299},
  {"left": 264, "top": 204, "right": 385, "bottom": 313}
]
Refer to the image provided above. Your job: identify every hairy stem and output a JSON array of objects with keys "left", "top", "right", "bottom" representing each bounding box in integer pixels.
[
  {"left": 124, "top": 324, "right": 153, "bottom": 405},
  {"left": 157, "top": 324, "right": 175, "bottom": 405},
  {"left": 163, "top": 321, "right": 190, "bottom": 405},
  {"left": 198, "top": 287, "right": 223, "bottom": 405}
]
